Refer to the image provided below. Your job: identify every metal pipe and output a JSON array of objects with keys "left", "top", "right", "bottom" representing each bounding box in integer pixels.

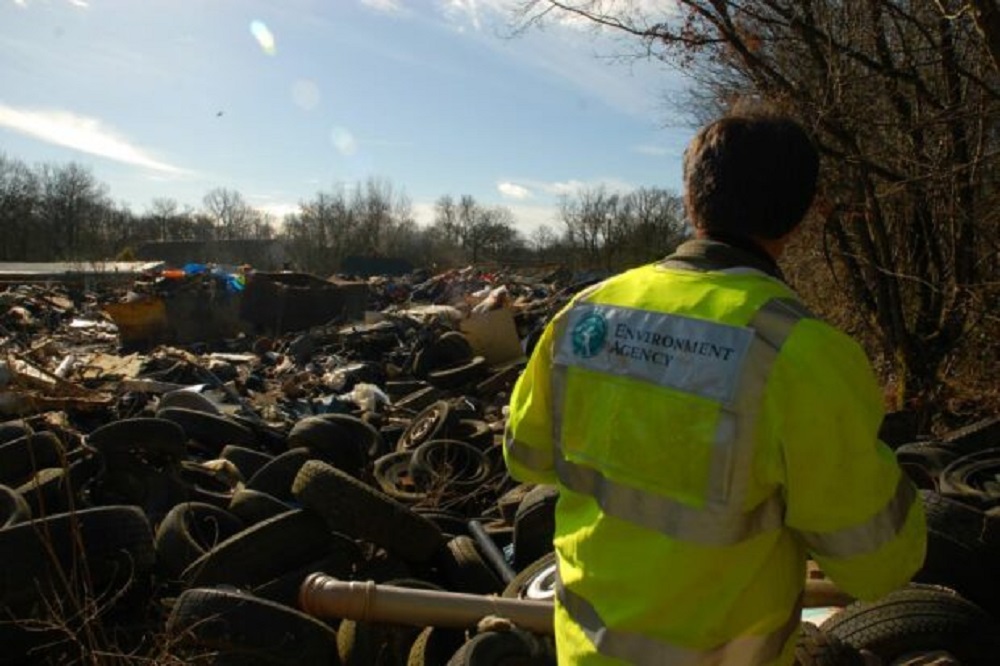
[
  {"left": 802, "top": 579, "right": 854, "bottom": 609},
  {"left": 467, "top": 519, "right": 516, "bottom": 584},
  {"left": 299, "top": 575, "right": 853, "bottom": 637},
  {"left": 299, "top": 574, "right": 554, "bottom": 634}
]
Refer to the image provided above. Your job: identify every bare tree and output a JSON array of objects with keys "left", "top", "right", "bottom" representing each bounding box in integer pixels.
[
  {"left": 202, "top": 188, "right": 259, "bottom": 240},
  {"left": 37, "top": 163, "right": 111, "bottom": 259},
  {"left": 512, "top": 0, "right": 1000, "bottom": 414},
  {"left": 0, "top": 154, "right": 40, "bottom": 260}
]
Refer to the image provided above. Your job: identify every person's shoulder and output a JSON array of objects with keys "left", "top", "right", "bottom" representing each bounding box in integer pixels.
[{"left": 782, "top": 315, "right": 875, "bottom": 381}]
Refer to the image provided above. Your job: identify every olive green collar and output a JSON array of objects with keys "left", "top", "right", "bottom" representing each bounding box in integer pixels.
[{"left": 660, "top": 239, "right": 785, "bottom": 281}]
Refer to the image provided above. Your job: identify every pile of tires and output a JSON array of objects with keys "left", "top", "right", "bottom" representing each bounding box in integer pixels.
[{"left": 0, "top": 328, "right": 561, "bottom": 665}]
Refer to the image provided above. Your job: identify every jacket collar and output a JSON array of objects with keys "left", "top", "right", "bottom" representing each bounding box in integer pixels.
[{"left": 660, "top": 238, "right": 785, "bottom": 281}]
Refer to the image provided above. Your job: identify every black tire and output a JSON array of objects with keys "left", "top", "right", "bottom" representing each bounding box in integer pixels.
[
  {"left": 914, "top": 490, "right": 1000, "bottom": 615},
  {"left": 16, "top": 467, "right": 70, "bottom": 517},
  {"left": 229, "top": 488, "right": 293, "bottom": 525},
  {"left": 0, "top": 483, "right": 30, "bottom": 528},
  {"left": 895, "top": 442, "right": 959, "bottom": 483},
  {"left": 427, "top": 357, "right": 488, "bottom": 390},
  {"left": 0, "top": 506, "right": 155, "bottom": 608},
  {"left": 513, "top": 485, "right": 558, "bottom": 570},
  {"left": 496, "top": 484, "right": 532, "bottom": 525},
  {"left": 436, "top": 535, "right": 504, "bottom": 595},
  {"left": 502, "top": 552, "right": 556, "bottom": 601},
  {"left": 794, "top": 623, "right": 865, "bottom": 666},
  {"left": 220, "top": 445, "right": 275, "bottom": 480},
  {"left": 16, "top": 456, "right": 97, "bottom": 518},
  {"left": 157, "top": 406, "right": 256, "bottom": 454},
  {"left": 939, "top": 448, "right": 1000, "bottom": 507},
  {"left": 252, "top": 535, "right": 361, "bottom": 607},
  {"left": 154, "top": 501, "right": 245, "bottom": 579},
  {"left": 313, "top": 414, "right": 386, "bottom": 461},
  {"left": 373, "top": 451, "right": 428, "bottom": 504},
  {"left": 167, "top": 587, "right": 340, "bottom": 665},
  {"left": 91, "top": 457, "right": 186, "bottom": 524},
  {"left": 287, "top": 417, "right": 368, "bottom": 477},
  {"left": 820, "top": 584, "right": 1000, "bottom": 665},
  {"left": 395, "top": 386, "right": 447, "bottom": 413},
  {"left": 407, "top": 626, "right": 467, "bottom": 666},
  {"left": 446, "top": 629, "right": 555, "bottom": 666},
  {"left": 0, "top": 432, "right": 65, "bottom": 486},
  {"left": 397, "top": 401, "right": 453, "bottom": 453},
  {"left": 158, "top": 389, "right": 221, "bottom": 415},
  {"left": 180, "top": 509, "right": 335, "bottom": 589},
  {"left": 180, "top": 460, "right": 238, "bottom": 509},
  {"left": 938, "top": 417, "right": 1000, "bottom": 453},
  {"left": 292, "top": 460, "right": 445, "bottom": 563},
  {"left": 414, "top": 509, "right": 469, "bottom": 537},
  {"left": 414, "top": 332, "right": 474, "bottom": 378},
  {"left": 246, "top": 448, "right": 312, "bottom": 500},
  {"left": 447, "top": 419, "right": 494, "bottom": 448},
  {"left": 0, "top": 420, "right": 29, "bottom": 446},
  {"left": 87, "top": 417, "right": 186, "bottom": 465},
  {"left": 410, "top": 439, "right": 491, "bottom": 491}
]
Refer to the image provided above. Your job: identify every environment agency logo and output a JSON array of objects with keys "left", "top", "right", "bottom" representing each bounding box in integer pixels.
[{"left": 572, "top": 311, "right": 607, "bottom": 358}]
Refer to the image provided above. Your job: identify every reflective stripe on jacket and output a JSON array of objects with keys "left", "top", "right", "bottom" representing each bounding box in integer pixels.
[{"left": 504, "top": 255, "right": 926, "bottom": 666}]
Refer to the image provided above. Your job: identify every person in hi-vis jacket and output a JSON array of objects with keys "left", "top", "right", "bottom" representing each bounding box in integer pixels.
[{"left": 504, "top": 110, "right": 926, "bottom": 666}]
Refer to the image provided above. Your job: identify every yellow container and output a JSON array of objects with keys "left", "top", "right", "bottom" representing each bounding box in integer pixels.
[{"left": 104, "top": 297, "right": 169, "bottom": 346}]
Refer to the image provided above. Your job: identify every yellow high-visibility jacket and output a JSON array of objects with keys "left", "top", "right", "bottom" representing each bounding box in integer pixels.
[{"left": 504, "top": 243, "right": 926, "bottom": 666}]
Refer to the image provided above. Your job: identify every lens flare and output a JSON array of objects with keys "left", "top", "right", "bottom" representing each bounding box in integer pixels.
[
  {"left": 249, "top": 20, "right": 276, "bottom": 56},
  {"left": 330, "top": 127, "right": 357, "bottom": 156}
]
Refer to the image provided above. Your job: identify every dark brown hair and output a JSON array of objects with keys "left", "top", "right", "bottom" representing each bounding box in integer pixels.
[{"left": 683, "top": 113, "right": 819, "bottom": 240}]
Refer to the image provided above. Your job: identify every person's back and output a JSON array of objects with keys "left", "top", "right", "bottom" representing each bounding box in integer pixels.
[{"left": 504, "top": 111, "right": 926, "bottom": 665}]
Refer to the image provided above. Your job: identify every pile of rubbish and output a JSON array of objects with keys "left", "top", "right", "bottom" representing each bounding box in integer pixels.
[{"left": 0, "top": 267, "right": 998, "bottom": 665}]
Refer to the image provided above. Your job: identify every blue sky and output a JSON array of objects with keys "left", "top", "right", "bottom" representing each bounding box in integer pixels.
[{"left": 0, "top": 0, "right": 693, "bottom": 236}]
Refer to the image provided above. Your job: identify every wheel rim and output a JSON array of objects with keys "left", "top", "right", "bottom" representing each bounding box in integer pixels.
[{"left": 524, "top": 563, "right": 557, "bottom": 600}]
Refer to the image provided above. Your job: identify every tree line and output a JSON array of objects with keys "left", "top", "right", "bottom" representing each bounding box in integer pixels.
[{"left": 0, "top": 153, "right": 687, "bottom": 275}]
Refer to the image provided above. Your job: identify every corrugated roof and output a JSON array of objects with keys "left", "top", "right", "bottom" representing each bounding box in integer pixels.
[{"left": 0, "top": 261, "right": 164, "bottom": 276}]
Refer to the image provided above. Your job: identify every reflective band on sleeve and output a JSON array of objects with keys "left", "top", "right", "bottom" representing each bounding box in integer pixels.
[
  {"left": 750, "top": 298, "right": 812, "bottom": 349},
  {"left": 797, "top": 474, "right": 916, "bottom": 559},
  {"left": 503, "top": 432, "right": 554, "bottom": 472},
  {"left": 554, "top": 452, "right": 785, "bottom": 545},
  {"left": 556, "top": 574, "right": 800, "bottom": 666}
]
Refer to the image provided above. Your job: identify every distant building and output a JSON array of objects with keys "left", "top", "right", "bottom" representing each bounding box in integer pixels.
[
  {"left": 0, "top": 261, "right": 164, "bottom": 290},
  {"left": 339, "top": 255, "right": 414, "bottom": 278}
]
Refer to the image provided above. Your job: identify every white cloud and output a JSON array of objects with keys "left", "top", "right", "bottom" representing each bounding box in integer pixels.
[
  {"left": 441, "top": 0, "right": 484, "bottom": 31},
  {"left": 505, "top": 203, "right": 561, "bottom": 236},
  {"left": 528, "top": 177, "right": 635, "bottom": 197},
  {"left": 254, "top": 202, "right": 301, "bottom": 220},
  {"left": 412, "top": 201, "right": 437, "bottom": 227},
  {"left": 497, "top": 181, "right": 532, "bottom": 200},
  {"left": 412, "top": 199, "right": 558, "bottom": 237},
  {"left": 633, "top": 144, "right": 669, "bottom": 156},
  {"left": 0, "top": 103, "right": 187, "bottom": 174},
  {"left": 67, "top": 0, "right": 89, "bottom": 7},
  {"left": 361, "top": 0, "right": 404, "bottom": 13}
]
